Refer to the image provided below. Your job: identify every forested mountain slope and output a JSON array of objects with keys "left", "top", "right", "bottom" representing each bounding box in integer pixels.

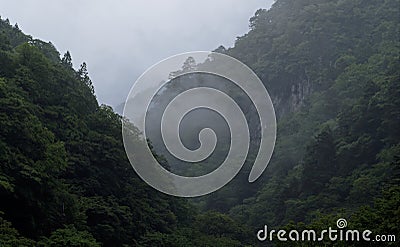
[
  {"left": 0, "top": 18, "right": 251, "bottom": 247},
  {"left": 209, "top": 0, "right": 399, "bottom": 245},
  {"left": 0, "top": 0, "right": 399, "bottom": 246}
]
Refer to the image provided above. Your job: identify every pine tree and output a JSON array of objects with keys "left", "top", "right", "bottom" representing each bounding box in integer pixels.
[
  {"left": 61, "top": 51, "right": 72, "bottom": 68},
  {"left": 78, "top": 62, "right": 94, "bottom": 94}
]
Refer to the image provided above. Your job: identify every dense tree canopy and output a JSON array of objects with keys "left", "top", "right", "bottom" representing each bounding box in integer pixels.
[
  {"left": 0, "top": 16, "right": 248, "bottom": 246},
  {"left": 0, "top": 0, "right": 399, "bottom": 246}
]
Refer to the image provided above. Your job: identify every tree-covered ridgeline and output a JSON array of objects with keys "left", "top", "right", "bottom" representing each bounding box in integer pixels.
[
  {"left": 0, "top": 0, "right": 399, "bottom": 246},
  {"left": 209, "top": 0, "right": 399, "bottom": 245},
  {"left": 0, "top": 18, "right": 250, "bottom": 247}
]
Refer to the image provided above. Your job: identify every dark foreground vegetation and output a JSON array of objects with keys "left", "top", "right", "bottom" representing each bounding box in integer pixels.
[{"left": 0, "top": 0, "right": 399, "bottom": 246}]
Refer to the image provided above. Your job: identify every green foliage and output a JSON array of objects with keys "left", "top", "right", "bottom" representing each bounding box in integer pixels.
[
  {"left": 0, "top": 0, "right": 399, "bottom": 245},
  {"left": 210, "top": 0, "right": 399, "bottom": 242},
  {"left": 0, "top": 16, "right": 249, "bottom": 246},
  {"left": 38, "top": 226, "right": 100, "bottom": 247},
  {"left": 0, "top": 215, "right": 35, "bottom": 247},
  {"left": 138, "top": 211, "right": 250, "bottom": 247}
]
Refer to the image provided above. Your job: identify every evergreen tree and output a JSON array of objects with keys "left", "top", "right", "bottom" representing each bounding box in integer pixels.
[{"left": 61, "top": 51, "right": 72, "bottom": 67}]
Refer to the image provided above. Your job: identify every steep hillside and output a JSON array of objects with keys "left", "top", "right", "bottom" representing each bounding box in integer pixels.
[
  {"left": 211, "top": 0, "right": 399, "bottom": 244},
  {"left": 0, "top": 18, "right": 252, "bottom": 247},
  {"left": 0, "top": 0, "right": 399, "bottom": 245}
]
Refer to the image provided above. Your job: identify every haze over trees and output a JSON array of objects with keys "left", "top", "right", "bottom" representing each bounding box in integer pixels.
[{"left": 0, "top": 0, "right": 399, "bottom": 246}]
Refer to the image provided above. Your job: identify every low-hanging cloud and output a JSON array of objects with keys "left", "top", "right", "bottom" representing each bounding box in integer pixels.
[{"left": 0, "top": 0, "right": 274, "bottom": 106}]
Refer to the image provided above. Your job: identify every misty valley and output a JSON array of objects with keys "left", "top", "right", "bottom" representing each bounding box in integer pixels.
[{"left": 0, "top": 0, "right": 399, "bottom": 246}]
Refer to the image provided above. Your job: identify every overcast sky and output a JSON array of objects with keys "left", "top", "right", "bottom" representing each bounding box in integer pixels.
[{"left": 0, "top": 0, "right": 274, "bottom": 107}]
